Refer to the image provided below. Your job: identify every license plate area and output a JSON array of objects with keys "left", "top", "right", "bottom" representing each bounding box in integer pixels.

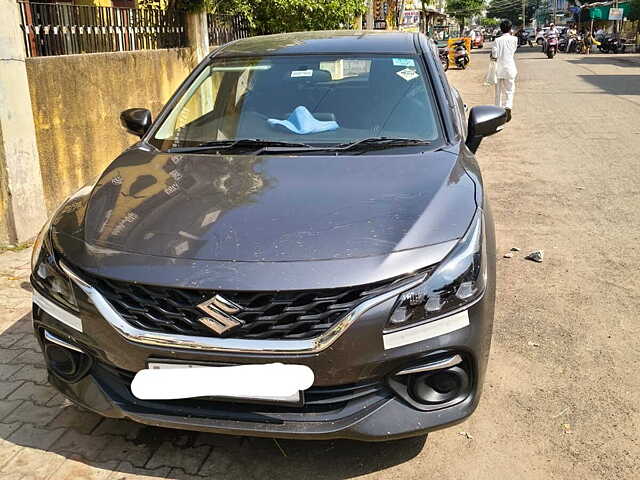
[{"left": 144, "top": 360, "right": 305, "bottom": 406}]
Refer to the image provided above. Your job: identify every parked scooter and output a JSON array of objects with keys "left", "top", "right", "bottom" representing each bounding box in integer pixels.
[
  {"left": 439, "top": 47, "right": 450, "bottom": 71},
  {"left": 452, "top": 39, "right": 470, "bottom": 69}
]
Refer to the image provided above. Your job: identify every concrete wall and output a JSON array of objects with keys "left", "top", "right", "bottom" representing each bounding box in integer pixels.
[
  {"left": 0, "top": 143, "right": 11, "bottom": 245},
  {"left": 26, "top": 48, "right": 196, "bottom": 214}
]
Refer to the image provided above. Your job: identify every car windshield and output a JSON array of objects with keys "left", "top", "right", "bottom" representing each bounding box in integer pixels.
[{"left": 150, "top": 54, "right": 441, "bottom": 151}]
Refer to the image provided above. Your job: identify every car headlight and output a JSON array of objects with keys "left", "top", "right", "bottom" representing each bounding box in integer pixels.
[
  {"left": 31, "top": 217, "right": 78, "bottom": 312},
  {"left": 386, "top": 210, "right": 486, "bottom": 330}
]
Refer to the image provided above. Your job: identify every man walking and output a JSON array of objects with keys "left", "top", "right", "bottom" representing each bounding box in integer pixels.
[{"left": 491, "top": 19, "right": 518, "bottom": 122}]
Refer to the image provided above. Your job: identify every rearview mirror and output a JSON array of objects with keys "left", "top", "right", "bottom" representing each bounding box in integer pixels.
[
  {"left": 465, "top": 106, "right": 507, "bottom": 153},
  {"left": 120, "top": 108, "right": 152, "bottom": 137}
]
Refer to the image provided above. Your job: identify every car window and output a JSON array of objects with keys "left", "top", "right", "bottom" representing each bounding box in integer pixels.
[{"left": 150, "top": 54, "right": 442, "bottom": 150}]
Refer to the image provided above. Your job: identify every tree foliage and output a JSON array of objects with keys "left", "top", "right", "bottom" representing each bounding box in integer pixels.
[
  {"left": 241, "top": 0, "right": 366, "bottom": 34},
  {"left": 163, "top": 0, "right": 365, "bottom": 34},
  {"left": 480, "top": 17, "right": 499, "bottom": 27},
  {"left": 446, "top": 0, "right": 485, "bottom": 30}
]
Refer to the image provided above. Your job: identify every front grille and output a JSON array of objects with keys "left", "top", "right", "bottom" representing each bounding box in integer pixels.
[{"left": 80, "top": 269, "right": 421, "bottom": 340}]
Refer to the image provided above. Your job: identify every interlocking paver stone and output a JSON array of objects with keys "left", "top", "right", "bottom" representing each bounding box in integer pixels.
[
  {"left": 0, "top": 400, "right": 23, "bottom": 422},
  {"left": 0, "top": 334, "right": 24, "bottom": 349},
  {"left": 0, "top": 365, "right": 23, "bottom": 382},
  {"left": 9, "top": 366, "right": 47, "bottom": 385},
  {"left": 2, "top": 401, "right": 61, "bottom": 425},
  {"left": 0, "top": 424, "right": 21, "bottom": 441},
  {"left": 9, "top": 350, "right": 44, "bottom": 367},
  {"left": 0, "top": 350, "right": 21, "bottom": 366},
  {"left": 145, "top": 442, "right": 210, "bottom": 475},
  {"left": 8, "top": 424, "right": 66, "bottom": 450},
  {"left": 8, "top": 335, "right": 40, "bottom": 352},
  {"left": 51, "top": 430, "right": 112, "bottom": 461},
  {"left": 0, "top": 382, "right": 24, "bottom": 401},
  {"left": 7, "top": 383, "right": 55, "bottom": 405},
  {"left": 97, "top": 436, "right": 156, "bottom": 468},
  {"left": 47, "top": 406, "right": 102, "bottom": 434},
  {"left": 91, "top": 419, "right": 142, "bottom": 440}
]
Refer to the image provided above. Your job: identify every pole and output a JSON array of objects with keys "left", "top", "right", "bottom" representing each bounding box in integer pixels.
[
  {"left": 366, "top": 0, "right": 374, "bottom": 30},
  {"left": 553, "top": 0, "right": 556, "bottom": 25},
  {"left": 522, "top": 0, "right": 526, "bottom": 27}
]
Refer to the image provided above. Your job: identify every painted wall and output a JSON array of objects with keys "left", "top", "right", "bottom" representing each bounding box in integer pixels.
[{"left": 25, "top": 48, "right": 196, "bottom": 214}]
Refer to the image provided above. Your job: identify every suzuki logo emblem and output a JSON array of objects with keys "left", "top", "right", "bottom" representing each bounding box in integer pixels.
[{"left": 196, "top": 294, "right": 243, "bottom": 335}]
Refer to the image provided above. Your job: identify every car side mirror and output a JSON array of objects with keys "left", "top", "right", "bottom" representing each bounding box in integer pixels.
[
  {"left": 120, "top": 108, "right": 152, "bottom": 137},
  {"left": 465, "top": 106, "right": 507, "bottom": 153}
]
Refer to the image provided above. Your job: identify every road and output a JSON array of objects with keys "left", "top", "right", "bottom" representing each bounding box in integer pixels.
[{"left": 0, "top": 45, "right": 638, "bottom": 479}]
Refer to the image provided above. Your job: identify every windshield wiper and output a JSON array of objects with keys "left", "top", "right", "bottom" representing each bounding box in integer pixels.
[
  {"left": 167, "top": 138, "right": 312, "bottom": 153},
  {"left": 255, "top": 137, "right": 432, "bottom": 155},
  {"left": 333, "top": 137, "right": 432, "bottom": 151}
]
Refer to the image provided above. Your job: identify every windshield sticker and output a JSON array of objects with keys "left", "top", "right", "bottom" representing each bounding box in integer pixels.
[
  {"left": 291, "top": 69, "right": 313, "bottom": 78},
  {"left": 393, "top": 58, "right": 415, "bottom": 67},
  {"left": 396, "top": 68, "right": 419, "bottom": 81}
]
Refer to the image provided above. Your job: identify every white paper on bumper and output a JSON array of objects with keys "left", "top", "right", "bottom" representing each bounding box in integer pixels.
[{"left": 131, "top": 363, "right": 315, "bottom": 401}]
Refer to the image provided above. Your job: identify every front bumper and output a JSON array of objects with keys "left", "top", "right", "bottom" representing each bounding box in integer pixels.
[{"left": 31, "top": 260, "right": 494, "bottom": 441}]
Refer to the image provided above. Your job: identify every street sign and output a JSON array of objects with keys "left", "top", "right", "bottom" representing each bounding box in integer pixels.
[{"left": 609, "top": 8, "right": 623, "bottom": 20}]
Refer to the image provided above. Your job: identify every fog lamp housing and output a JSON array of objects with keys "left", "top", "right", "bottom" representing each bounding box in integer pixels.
[{"left": 387, "top": 352, "right": 473, "bottom": 411}]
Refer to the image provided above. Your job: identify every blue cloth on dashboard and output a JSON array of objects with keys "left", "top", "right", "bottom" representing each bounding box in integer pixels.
[{"left": 267, "top": 106, "right": 339, "bottom": 135}]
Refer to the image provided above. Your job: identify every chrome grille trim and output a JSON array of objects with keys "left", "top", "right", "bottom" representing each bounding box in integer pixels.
[{"left": 60, "top": 260, "right": 427, "bottom": 354}]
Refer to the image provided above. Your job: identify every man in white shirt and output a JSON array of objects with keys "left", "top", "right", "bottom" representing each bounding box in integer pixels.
[{"left": 491, "top": 19, "right": 518, "bottom": 122}]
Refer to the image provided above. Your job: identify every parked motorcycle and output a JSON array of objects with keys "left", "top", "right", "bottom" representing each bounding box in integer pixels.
[
  {"left": 439, "top": 47, "right": 449, "bottom": 71},
  {"left": 452, "top": 40, "right": 470, "bottom": 69},
  {"left": 598, "top": 35, "right": 625, "bottom": 54},
  {"left": 545, "top": 34, "right": 558, "bottom": 58}
]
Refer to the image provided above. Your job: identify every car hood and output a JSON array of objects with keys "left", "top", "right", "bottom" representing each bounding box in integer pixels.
[{"left": 56, "top": 147, "right": 476, "bottom": 265}]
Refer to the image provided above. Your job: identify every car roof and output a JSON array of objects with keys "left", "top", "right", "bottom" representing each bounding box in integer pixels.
[{"left": 213, "top": 30, "right": 419, "bottom": 57}]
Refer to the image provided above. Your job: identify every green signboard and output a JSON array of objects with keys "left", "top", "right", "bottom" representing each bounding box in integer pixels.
[{"left": 589, "top": 2, "right": 631, "bottom": 20}]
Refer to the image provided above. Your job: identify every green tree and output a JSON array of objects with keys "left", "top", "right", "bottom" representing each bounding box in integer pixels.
[
  {"left": 163, "top": 0, "right": 365, "bottom": 34},
  {"left": 446, "top": 0, "right": 486, "bottom": 33},
  {"left": 480, "top": 17, "right": 499, "bottom": 27}
]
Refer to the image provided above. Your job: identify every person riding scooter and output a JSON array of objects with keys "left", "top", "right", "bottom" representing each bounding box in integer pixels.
[{"left": 544, "top": 23, "right": 560, "bottom": 58}]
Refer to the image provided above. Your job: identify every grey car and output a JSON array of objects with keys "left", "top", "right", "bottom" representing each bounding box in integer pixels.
[{"left": 31, "top": 31, "right": 506, "bottom": 441}]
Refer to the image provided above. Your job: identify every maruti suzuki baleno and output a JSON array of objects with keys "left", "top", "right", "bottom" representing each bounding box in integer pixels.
[{"left": 31, "top": 31, "right": 505, "bottom": 441}]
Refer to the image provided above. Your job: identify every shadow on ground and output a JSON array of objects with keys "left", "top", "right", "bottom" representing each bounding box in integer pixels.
[
  {"left": 568, "top": 55, "right": 640, "bottom": 68},
  {"left": 0, "top": 312, "right": 426, "bottom": 479},
  {"left": 578, "top": 75, "right": 640, "bottom": 95}
]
